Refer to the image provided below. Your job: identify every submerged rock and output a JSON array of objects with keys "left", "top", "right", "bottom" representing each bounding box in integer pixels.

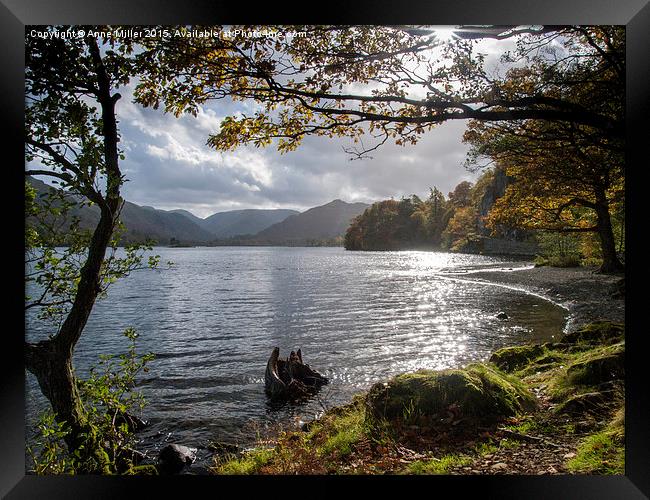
[
  {"left": 158, "top": 444, "right": 197, "bottom": 474},
  {"left": 115, "top": 411, "right": 149, "bottom": 431},
  {"left": 207, "top": 441, "right": 240, "bottom": 455},
  {"left": 265, "top": 347, "right": 328, "bottom": 400},
  {"left": 496, "top": 312, "right": 509, "bottom": 320},
  {"left": 365, "top": 363, "right": 536, "bottom": 424}
]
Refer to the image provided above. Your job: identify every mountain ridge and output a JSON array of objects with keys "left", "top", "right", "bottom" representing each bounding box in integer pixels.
[{"left": 27, "top": 178, "right": 369, "bottom": 246}]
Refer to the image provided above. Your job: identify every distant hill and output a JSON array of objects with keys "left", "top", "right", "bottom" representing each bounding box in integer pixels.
[
  {"left": 253, "top": 199, "right": 370, "bottom": 244},
  {"left": 193, "top": 209, "right": 298, "bottom": 238},
  {"left": 27, "top": 178, "right": 369, "bottom": 247},
  {"left": 117, "top": 202, "right": 216, "bottom": 244},
  {"left": 28, "top": 178, "right": 215, "bottom": 245}
]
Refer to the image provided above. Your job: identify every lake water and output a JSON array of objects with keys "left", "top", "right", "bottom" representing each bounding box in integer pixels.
[{"left": 25, "top": 246, "right": 567, "bottom": 468}]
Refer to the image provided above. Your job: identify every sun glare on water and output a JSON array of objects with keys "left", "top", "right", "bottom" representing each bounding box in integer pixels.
[{"left": 432, "top": 27, "right": 458, "bottom": 41}]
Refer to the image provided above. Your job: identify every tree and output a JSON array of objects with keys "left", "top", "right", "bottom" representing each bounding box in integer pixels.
[
  {"left": 134, "top": 25, "right": 623, "bottom": 157},
  {"left": 442, "top": 206, "right": 481, "bottom": 252},
  {"left": 448, "top": 181, "right": 473, "bottom": 208},
  {"left": 459, "top": 26, "right": 624, "bottom": 272},
  {"left": 463, "top": 101, "right": 624, "bottom": 271},
  {"left": 25, "top": 28, "right": 157, "bottom": 470}
]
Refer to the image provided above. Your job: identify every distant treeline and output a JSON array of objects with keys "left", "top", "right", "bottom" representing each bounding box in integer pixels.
[
  {"left": 207, "top": 235, "right": 345, "bottom": 247},
  {"left": 344, "top": 170, "right": 498, "bottom": 252}
]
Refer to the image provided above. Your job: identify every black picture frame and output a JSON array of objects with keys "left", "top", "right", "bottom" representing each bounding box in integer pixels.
[{"left": 3, "top": 1, "right": 647, "bottom": 498}]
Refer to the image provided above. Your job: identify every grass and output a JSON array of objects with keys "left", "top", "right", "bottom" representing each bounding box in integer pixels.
[
  {"left": 406, "top": 455, "right": 472, "bottom": 474},
  {"left": 212, "top": 398, "right": 372, "bottom": 474},
  {"left": 567, "top": 407, "right": 625, "bottom": 474},
  {"left": 213, "top": 447, "right": 274, "bottom": 475},
  {"left": 318, "top": 403, "right": 366, "bottom": 458}
]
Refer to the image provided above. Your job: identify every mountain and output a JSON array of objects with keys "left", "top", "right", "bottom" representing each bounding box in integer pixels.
[
  {"left": 28, "top": 179, "right": 369, "bottom": 247},
  {"left": 28, "top": 178, "right": 215, "bottom": 245},
  {"left": 169, "top": 209, "right": 206, "bottom": 227},
  {"left": 252, "top": 199, "right": 370, "bottom": 244},
  {"left": 117, "top": 202, "right": 216, "bottom": 244},
  {"left": 195, "top": 209, "right": 299, "bottom": 238}
]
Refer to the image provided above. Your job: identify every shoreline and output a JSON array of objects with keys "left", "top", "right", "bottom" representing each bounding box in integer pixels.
[
  {"left": 211, "top": 264, "right": 626, "bottom": 476},
  {"left": 446, "top": 264, "right": 624, "bottom": 333}
]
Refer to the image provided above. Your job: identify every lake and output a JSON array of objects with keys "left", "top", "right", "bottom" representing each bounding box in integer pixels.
[{"left": 25, "top": 246, "right": 568, "bottom": 467}]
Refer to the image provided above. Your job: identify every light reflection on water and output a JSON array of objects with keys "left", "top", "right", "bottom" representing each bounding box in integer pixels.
[{"left": 25, "top": 247, "right": 566, "bottom": 465}]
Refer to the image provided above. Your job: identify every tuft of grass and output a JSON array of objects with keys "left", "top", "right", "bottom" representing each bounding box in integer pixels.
[
  {"left": 212, "top": 448, "right": 274, "bottom": 475},
  {"left": 567, "top": 405, "right": 624, "bottom": 475},
  {"left": 406, "top": 454, "right": 472, "bottom": 475},
  {"left": 319, "top": 405, "right": 366, "bottom": 458}
]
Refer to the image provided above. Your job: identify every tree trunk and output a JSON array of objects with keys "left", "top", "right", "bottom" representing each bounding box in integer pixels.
[
  {"left": 25, "top": 340, "right": 111, "bottom": 472},
  {"left": 595, "top": 191, "right": 624, "bottom": 273}
]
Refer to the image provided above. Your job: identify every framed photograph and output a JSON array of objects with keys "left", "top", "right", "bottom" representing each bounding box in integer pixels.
[{"left": 4, "top": 1, "right": 647, "bottom": 497}]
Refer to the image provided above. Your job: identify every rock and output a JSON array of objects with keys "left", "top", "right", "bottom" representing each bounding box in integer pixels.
[
  {"left": 563, "top": 452, "right": 576, "bottom": 459},
  {"left": 610, "top": 278, "right": 624, "bottom": 299},
  {"left": 554, "top": 391, "right": 609, "bottom": 416},
  {"left": 566, "top": 344, "right": 625, "bottom": 385},
  {"left": 561, "top": 321, "right": 624, "bottom": 345},
  {"left": 496, "top": 312, "right": 509, "bottom": 320},
  {"left": 490, "top": 344, "right": 545, "bottom": 372},
  {"left": 265, "top": 347, "right": 328, "bottom": 400},
  {"left": 299, "top": 420, "right": 314, "bottom": 432},
  {"left": 158, "top": 444, "right": 197, "bottom": 474},
  {"left": 491, "top": 462, "right": 508, "bottom": 471},
  {"left": 365, "top": 363, "right": 536, "bottom": 425}
]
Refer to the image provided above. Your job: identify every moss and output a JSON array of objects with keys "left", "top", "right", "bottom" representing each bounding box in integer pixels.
[
  {"left": 490, "top": 344, "right": 546, "bottom": 372},
  {"left": 562, "top": 322, "right": 624, "bottom": 345},
  {"left": 213, "top": 448, "right": 274, "bottom": 475},
  {"left": 406, "top": 454, "right": 472, "bottom": 474},
  {"left": 567, "top": 406, "right": 625, "bottom": 474},
  {"left": 546, "top": 342, "right": 625, "bottom": 402},
  {"left": 554, "top": 391, "right": 614, "bottom": 416},
  {"left": 565, "top": 343, "right": 624, "bottom": 386},
  {"left": 366, "top": 363, "right": 536, "bottom": 424},
  {"left": 124, "top": 464, "right": 158, "bottom": 475}
]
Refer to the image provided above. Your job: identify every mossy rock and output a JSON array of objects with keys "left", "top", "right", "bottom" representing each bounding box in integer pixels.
[
  {"left": 562, "top": 322, "right": 624, "bottom": 345},
  {"left": 489, "top": 344, "right": 545, "bottom": 372},
  {"left": 543, "top": 342, "right": 592, "bottom": 353},
  {"left": 554, "top": 391, "right": 610, "bottom": 416},
  {"left": 366, "top": 363, "right": 536, "bottom": 424},
  {"left": 566, "top": 344, "right": 625, "bottom": 386}
]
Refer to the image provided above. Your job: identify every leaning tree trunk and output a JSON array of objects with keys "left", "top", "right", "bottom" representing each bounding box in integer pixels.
[
  {"left": 594, "top": 190, "right": 624, "bottom": 274},
  {"left": 25, "top": 207, "right": 120, "bottom": 471},
  {"left": 24, "top": 38, "right": 123, "bottom": 471}
]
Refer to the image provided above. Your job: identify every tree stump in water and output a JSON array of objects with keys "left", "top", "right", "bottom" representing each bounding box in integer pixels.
[{"left": 265, "top": 347, "right": 328, "bottom": 400}]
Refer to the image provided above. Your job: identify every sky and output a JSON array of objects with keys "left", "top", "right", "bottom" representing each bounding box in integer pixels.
[{"left": 35, "top": 27, "right": 519, "bottom": 219}]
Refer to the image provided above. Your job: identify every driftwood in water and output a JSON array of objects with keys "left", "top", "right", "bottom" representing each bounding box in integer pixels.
[{"left": 265, "top": 347, "right": 328, "bottom": 400}]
